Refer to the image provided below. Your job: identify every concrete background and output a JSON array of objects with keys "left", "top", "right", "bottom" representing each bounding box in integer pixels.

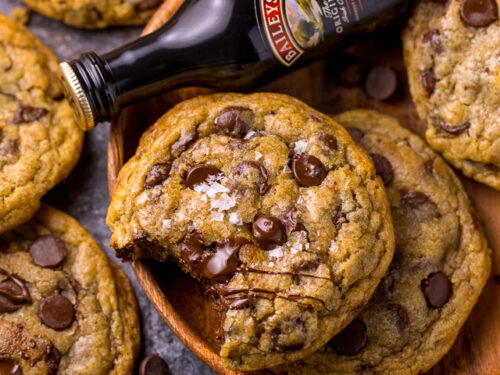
[{"left": 0, "top": 2, "right": 214, "bottom": 374}]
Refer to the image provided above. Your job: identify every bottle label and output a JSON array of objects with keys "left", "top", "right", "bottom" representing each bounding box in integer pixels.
[{"left": 260, "top": 0, "right": 366, "bottom": 66}]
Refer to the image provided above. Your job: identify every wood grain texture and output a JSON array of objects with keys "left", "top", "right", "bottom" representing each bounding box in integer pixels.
[{"left": 107, "top": 6, "right": 500, "bottom": 375}]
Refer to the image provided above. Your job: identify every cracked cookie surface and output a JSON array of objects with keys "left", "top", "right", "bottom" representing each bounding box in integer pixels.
[
  {"left": 0, "top": 204, "right": 140, "bottom": 375},
  {"left": 106, "top": 93, "right": 394, "bottom": 370},
  {"left": 21, "top": 0, "right": 161, "bottom": 28},
  {"left": 276, "top": 110, "right": 491, "bottom": 375},
  {"left": 0, "top": 14, "right": 83, "bottom": 234},
  {"left": 402, "top": 0, "right": 500, "bottom": 190}
]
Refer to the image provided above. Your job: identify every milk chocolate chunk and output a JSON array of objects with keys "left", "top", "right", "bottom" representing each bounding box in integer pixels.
[
  {"left": 345, "top": 127, "right": 364, "bottom": 143},
  {"left": 460, "top": 0, "right": 498, "bottom": 27},
  {"left": 421, "top": 272, "right": 452, "bottom": 308},
  {"left": 370, "top": 153, "right": 394, "bottom": 185},
  {"left": 185, "top": 164, "right": 222, "bottom": 189},
  {"left": 201, "top": 237, "right": 251, "bottom": 282},
  {"left": 252, "top": 215, "right": 286, "bottom": 250},
  {"left": 215, "top": 107, "right": 254, "bottom": 137},
  {"left": 144, "top": 162, "right": 172, "bottom": 189},
  {"left": 438, "top": 119, "right": 470, "bottom": 134},
  {"left": 320, "top": 133, "right": 338, "bottom": 151},
  {"left": 12, "top": 103, "right": 48, "bottom": 124},
  {"left": 29, "top": 235, "right": 67, "bottom": 268},
  {"left": 39, "top": 291, "right": 74, "bottom": 330},
  {"left": 421, "top": 69, "right": 437, "bottom": 96},
  {"left": 291, "top": 154, "right": 327, "bottom": 187},
  {"left": 139, "top": 353, "right": 171, "bottom": 375},
  {"left": 329, "top": 320, "right": 367, "bottom": 356},
  {"left": 365, "top": 66, "right": 397, "bottom": 101},
  {"left": 0, "top": 360, "right": 22, "bottom": 375},
  {"left": 231, "top": 161, "right": 269, "bottom": 195}
]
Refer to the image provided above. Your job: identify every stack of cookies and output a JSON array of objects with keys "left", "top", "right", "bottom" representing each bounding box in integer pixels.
[
  {"left": 0, "top": 14, "right": 142, "bottom": 374},
  {"left": 106, "top": 90, "right": 491, "bottom": 373}
]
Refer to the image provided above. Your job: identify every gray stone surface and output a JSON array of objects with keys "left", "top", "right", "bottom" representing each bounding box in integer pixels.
[{"left": 0, "top": 2, "right": 214, "bottom": 374}]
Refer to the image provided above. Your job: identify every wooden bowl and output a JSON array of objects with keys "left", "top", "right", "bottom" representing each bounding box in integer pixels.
[{"left": 107, "top": 4, "right": 500, "bottom": 374}]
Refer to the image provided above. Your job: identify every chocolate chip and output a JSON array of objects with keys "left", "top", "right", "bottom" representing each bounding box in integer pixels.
[
  {"left": 284, "top": 207, "right": 306, "bottom": 234},
  {"left": 370, "top": 153, "right": 394, "bottom": 185},
  {"left": 180, "top": 230, "right": 207, "bottom": 265},
  {"left": 438, "top": 119, "right": 470, "bottom": 135},
  {"left": 423, "top": 29, "right": 444, "bottom": 53},
  {"left": 200, "top": 237, "right": 251, "bottom": 282},
  {"left": 0, "top": 360, "right": 22, "bottom": 375},
  {"left": 231, "top": 161, "right": 269, "bottom": 195},
  {"left": 421, "top": 272, "right": 452, "bottom": 308},
  {"left": 0, "top": 276, "right": 31, "bottom": 306},
  {"left": 493, "top": 275, "right": 500, "bottom": 285},
  {"left": 423, "top": 159, "right": 435, "bottom": 175},
  {"left": 291, "top": 154, "right": 327, "bottom": 187},
  {"left": 135, "top": 0, "right": 162, "bottom": 11},
  {"left": 387, "top": 303, "right": 409, "bottom": 331},
  {"left": 0, "top": 140, "right": 18, "bottom": 157},
  {"left": 39, "top": 291, "right": 74, "bottom": 330},
  {"left": 320, "top": 133, "right": 337, "bottom": 151},
  {"left": 378, "top": 269, "right": 397, "bottom": 299},
  {"left": 329, "top": 320, "right": 367, "bottom": 356},
  {"left": 0, "top": 239, "right": 7, "bottom": 252},
  {"left": 331, "top": 206, "right": 349, "bottom": 229},
  {"left": 12, "top": 104, "right": 48, "bottom": 124},
  {"left": 328, "top": 55, "right": 368, "bottom": 87},
  {"left": 338, "top": 62, "right": 369, "bottom": 87},
  {"left": 345, "top": 127, "right": 365, "bottom": 143},
  {"left": 252, "top": 215, "right": 286, "bottom": 250},
  {"left": 421, "top": 69, "right": 437, "bottom": 96},
  {"left": 185, "top": 164, "right": 222, "bottom": 189},
  {"left": 29, "top": 235, "right": 67, "bottom": 268},
  {"left": 215, "top": 107, "right": 254, "bottom": 137},
  {"left": 171, "top": 128, "right": 197, "bottom": 157},
  {"left": 139, "top": 353, "right": 171, "bottom": 375},
  {"left": 365, "top": 66, "right": 397, "bottom": 101},
  {"left": 292, "top": 259, "right": 320, "bottom": 273},
  {"left": 144, "top": 162, "right": 172, "bottom": 189},
  {"left": 400, "top": 192, "right": 440, "bottom": 218},
  {"left": 46, "top": 346, "right": 61, "bottom": 375},
  {"left": 460, "top": 0, "right": 498, "bottom": 27}
]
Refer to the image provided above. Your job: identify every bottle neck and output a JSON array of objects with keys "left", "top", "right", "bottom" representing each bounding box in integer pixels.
[{"left": 61, "top": 0, "right": 410, "bottom": 130}]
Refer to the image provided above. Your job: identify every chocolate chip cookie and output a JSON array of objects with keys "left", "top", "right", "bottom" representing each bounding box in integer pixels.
[
  {"left": 106, "top": 93, "right": 395, "bottom": 370},
  {"left": 276, "top": 110, "right": 491, "bottom": 374},
  {"left": 20, "top": 0, "right": 161, "bottom": 29},
  {"left": 402, "top": 0, "right": 500, "bottom": 190},
  {"left": 0, "top": 204, "right": 140, "bottom": 374},
  {"left": 0, "top": 14, "right": 83, "bottom": 234}
]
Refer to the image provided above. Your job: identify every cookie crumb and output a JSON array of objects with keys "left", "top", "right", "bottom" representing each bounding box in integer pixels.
[{"left": 10, "top": 7, "right": 30, "bottom": 25}]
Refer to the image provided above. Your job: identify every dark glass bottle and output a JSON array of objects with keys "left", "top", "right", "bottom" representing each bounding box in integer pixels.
[{"left": 61, "top": 0, "right": 409, "bottom": 130}]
